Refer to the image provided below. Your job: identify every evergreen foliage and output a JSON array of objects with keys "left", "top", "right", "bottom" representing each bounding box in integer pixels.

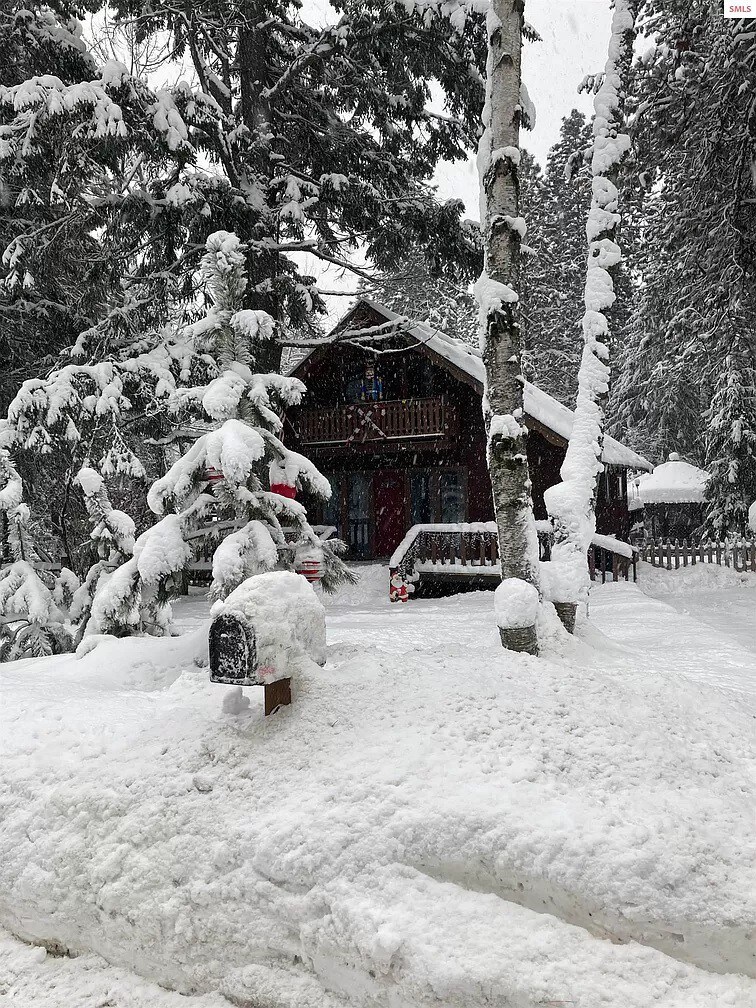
[
  {"left": 0, "top": 2, "right": 113, "bottom": 409},
  {"left": 0, "top": 444, "right": 72, "bottom": 658},
  {"left": 0, "top": 0, "right": 488, "bottom": 567},
  {"left": 611, "top": 4, "right": 756, "bottom": 535},
  {"left": 519, "top": 113, "right": 594, "bottom": 401},
  {"left": 70, "top": 464, "right": 136, "bottom": 640},
  {"left": 76, "top": 231, "right": 354, "bottom": 639}
]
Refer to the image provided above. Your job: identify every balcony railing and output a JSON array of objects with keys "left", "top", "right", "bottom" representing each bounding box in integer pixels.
[{"left": 294, "top": 396, "right": 456, "bottom": 445}]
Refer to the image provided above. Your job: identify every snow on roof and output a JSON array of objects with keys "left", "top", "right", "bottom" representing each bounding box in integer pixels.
[
  {"left": 323, "top": 299, "right": 653, "bottom": 472},
  {"left": 637, "top": 453, "right": 709, "bottom": 505}
]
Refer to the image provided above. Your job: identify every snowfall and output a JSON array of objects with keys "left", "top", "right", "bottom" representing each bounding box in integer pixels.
[{"left": 1, "top": 562, "right": 755, "bottom": 1007}]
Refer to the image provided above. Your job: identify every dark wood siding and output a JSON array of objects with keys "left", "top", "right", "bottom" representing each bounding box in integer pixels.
[{"left": 286, "top": 324, "right": 632, "bottom": 559}]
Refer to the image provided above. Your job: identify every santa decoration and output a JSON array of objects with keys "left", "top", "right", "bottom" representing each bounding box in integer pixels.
[{"left": 389, "top": 570, "right": 409, "bottom": 603}]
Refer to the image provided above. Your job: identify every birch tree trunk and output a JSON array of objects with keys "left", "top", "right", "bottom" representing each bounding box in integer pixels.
[
  {"left": 543, "top": 0, "right": 638, "bottom": 633},
  {"left": 475, "top": 0, "right": 541, "bottom": 655}
]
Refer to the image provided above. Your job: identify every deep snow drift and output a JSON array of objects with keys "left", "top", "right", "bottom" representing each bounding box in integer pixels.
[{"left": 0, "top": 565, "right": 755, "bottom": 1007}]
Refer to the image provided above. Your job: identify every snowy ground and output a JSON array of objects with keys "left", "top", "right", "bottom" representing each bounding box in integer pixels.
[{"left": 1, "top": 565, "right": 755, "bottom": 1007}]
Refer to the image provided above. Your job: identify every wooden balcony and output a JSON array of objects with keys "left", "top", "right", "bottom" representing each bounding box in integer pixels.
[{"left": 293, "top": 396, "right": 456, "bottom": 447}]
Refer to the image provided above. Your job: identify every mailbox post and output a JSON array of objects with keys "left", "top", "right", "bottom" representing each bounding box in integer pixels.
[
  {"left": 209, "top": 611, "right": 292, "bottom": 715},
  {"left": 208, "top": 570, "right": 327, "bottom": 717}
]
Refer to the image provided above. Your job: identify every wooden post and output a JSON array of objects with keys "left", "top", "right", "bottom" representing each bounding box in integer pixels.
[
  {"left": 751, "top": 541, "right": 756, "bottom": 573},
  {"left": 264, "top": 678, "right": 292, "bottom": 716},
  {"left": 632, "top": 550, "right": 637, "bottom": 582},
  {"left": 666, "top": 541, "right": 672, "bottom": 570},
  {"left": 682, "top": 540, "right": 688, "bottom": 568}
]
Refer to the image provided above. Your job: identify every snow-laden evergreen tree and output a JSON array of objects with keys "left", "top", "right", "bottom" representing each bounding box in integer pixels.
[
  {"left": 82, "top": 231, "right": 353, "bottom": 638},
  {"left": 0, "top": 2, "right": 113, "bottom": 411},
  {"left": 0, "top": 0, "right": 487, "bottom": 566},
  {"left": 544, "top": 0, "right": 638, "bottom": 632},
  {"left": 610, "top": 5, "right": 756, "bottom": 533},
  {"left": 474, "top": 0, "right": 541, "bottom": 655},
  {"left": 610, "top": 190, "right": 710, "bottom": 466},
  {"left": 362, "top": 240, "right": 480, "bottom": 347},
  {"left": 0, "top": 0, "right": 486, "bottom": 368},
  {"left": 520, "top": 111, "right": 594, "bottom": 402},
  {"left": 70, "top": 464, "right": 135, "bottom": 641},
  {"left": 0, "top": 444, "right": 71, "bottom": 659},
  {"left": 704, "top": 334, "right": 756, "bottom": 538}
]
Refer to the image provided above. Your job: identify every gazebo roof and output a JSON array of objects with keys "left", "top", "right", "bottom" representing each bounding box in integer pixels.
[{"left": 636, "top": 453, "right": 709, "bottom": 506}]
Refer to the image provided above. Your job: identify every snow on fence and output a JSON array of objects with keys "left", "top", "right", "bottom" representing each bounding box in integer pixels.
[
  {"left": 389, "top": 523, "right": 637, "bottom": 600},
  {"left": 638, "top": 539, "right": 756, "bottom": 573}
]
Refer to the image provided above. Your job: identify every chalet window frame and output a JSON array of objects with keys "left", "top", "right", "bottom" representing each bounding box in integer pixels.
[{"left": 408, "top": 466, "right": 468, "bottom": 527}]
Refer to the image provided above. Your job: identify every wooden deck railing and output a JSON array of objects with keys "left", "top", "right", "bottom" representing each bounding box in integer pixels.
[
  {"left": 638, "top": 539, "right": 756, "bottom": 572},
  {"left": 295, "top": 397, "right": 456, "bottom": 445},
  {"left": 389, "top": 523, "right": 637, "bottom": 599}
]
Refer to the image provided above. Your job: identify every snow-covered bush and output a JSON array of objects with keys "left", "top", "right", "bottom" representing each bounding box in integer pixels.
[
  {"left": 0, "top": 449, "right": 72, "bottom": 660},
  {"left": 52, "top": 567, "right": 81, "bottom": 619},
  {"left": 70, "top": 466, "right": 136, "bottom": 641}
]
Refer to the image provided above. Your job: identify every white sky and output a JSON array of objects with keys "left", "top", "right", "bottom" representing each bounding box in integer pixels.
[{"left": 434, "top": 0, "right": 612, "bottom": 216}]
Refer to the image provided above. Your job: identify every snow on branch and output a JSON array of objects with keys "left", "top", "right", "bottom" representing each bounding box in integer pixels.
[{"left": 544, "top": 0, "right": 638, "bottom": 613}]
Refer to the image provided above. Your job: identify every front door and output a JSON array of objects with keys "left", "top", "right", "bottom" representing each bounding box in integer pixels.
[{"left": 374, "top": 470, "right": 406, "bottom": 558}]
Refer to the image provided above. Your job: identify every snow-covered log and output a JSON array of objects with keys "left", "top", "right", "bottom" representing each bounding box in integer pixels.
[{"left": 544, "top": 0, "right": 638, "bottom": 630}]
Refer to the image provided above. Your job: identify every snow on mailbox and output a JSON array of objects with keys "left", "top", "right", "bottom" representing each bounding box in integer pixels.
[{"left": 209, "top": 570, "right": 326, "bottom": 715}]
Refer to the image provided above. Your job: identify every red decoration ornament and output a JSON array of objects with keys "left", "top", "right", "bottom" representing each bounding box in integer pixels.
[
  {"left": 294, "top": 552, "right": 323, "bottom": 583},
  {"left": 270, "top": 482, "right": 296, "bottom": 499},
  {"left": 205, "top": 467, "right": 224, "bottom": 482},
  {"left": 296, "top": 560, "right": 322, "bottom": 583}
]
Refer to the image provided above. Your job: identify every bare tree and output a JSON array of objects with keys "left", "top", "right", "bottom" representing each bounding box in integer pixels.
[{"left": 475, "top": 0, "right": 541, "bottom": 655}]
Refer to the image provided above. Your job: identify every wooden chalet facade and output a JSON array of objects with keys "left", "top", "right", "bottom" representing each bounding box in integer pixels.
[{"left": 284, "top": 300, "right": 652, "bottom": 562}]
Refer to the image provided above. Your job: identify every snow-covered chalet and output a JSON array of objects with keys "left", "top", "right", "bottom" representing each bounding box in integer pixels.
[{"left": 284, "top": 299, "right": 652, "bottom": 562}]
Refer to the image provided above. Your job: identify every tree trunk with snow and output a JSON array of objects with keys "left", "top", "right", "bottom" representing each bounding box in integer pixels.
[
  {"left": 475, "top": 0, "right": 541, "bottom": 655},
  {"left": 544, "top": 0, "right": 638, "bottom": 632}
]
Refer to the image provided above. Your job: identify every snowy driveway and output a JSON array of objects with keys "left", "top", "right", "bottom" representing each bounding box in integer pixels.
[{"left": 1, "top": 567, "right": 755, "bottom": 1007}]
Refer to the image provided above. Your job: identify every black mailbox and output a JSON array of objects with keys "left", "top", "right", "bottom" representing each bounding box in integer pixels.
[{"left": 209, "top": 613, "right": 258, "bottom": 686}]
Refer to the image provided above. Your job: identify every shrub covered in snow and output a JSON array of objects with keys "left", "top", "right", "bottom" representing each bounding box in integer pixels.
[
  {"left": 0, "top": 448, "right": 72, "bottom": 660},
  {"left": 70, "top": 466, "right": 136, "bottom": 641}
]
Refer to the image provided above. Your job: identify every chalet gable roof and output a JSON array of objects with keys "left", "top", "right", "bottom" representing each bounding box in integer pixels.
[{"left": 290, "top": 298, "right": 653, "bottom": 472}]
